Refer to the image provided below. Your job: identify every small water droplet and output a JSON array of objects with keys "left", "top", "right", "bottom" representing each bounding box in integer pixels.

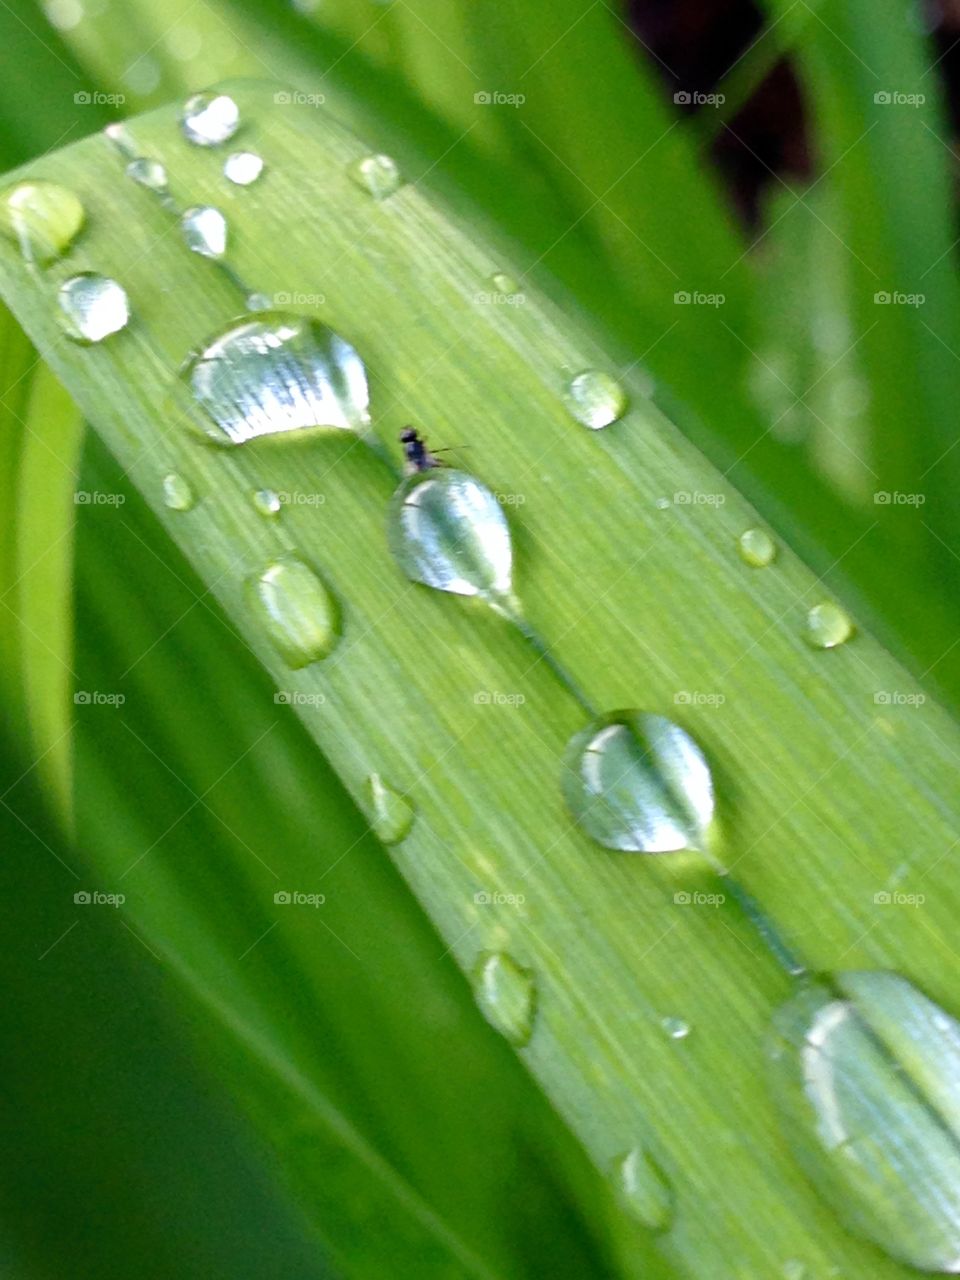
[
  {"left": 252, "top": 488, "right": 282, "bottom": 518},
  {"left": 563, "top": 711, "right": 715, "bottom": 853},
  {"left": 781, "top": 1262, "right": 807, "bottom": 1280},
  {"left": 180, "top": 91, "right": 240, "bottom": 146},
  {"left": 0, "top": 180, "right": 84, "bottom": 264},
  {"left": 182, "top": 311, "right": 369, "bottom": 446},
  {"left": 368, "top": 773, "right": 415, "bottom": 844},
  {"left": 612, "top": 1148, "right": 674, "bottom": 1231},
  {"left": 224, "top": 151, "right": 265, "bottom": 185},
  {"left": 162, "top": 472, "right": 195, "bottom": 511},
  {"left": 348, "top": 153, "right": 402, "bottom": 200},
  {"left": 245, "top": 291, "right": 273, "bottom": 312},
  {"left": 491, "top": 271, "right": 519, "bottom": 293},
  {"left": 57, "top": 273, "right": 129, "bottom": 343},
  {"left": 661, "top": 1016, "right": 691, "bottom": 1040},
  {"left": 472, "top": 952, "right": 536, "bottom": 1047},
  {"left": 655, "top": 497, "right": 671, "bottom": 510},
  {"left": 738, "top": 527, "right": 777, "bottom": 568},
  {"left": 126, "top": 157, "right": 169, "bottom": 195},
  {"left": 805, "top": 602, "right": 854, "bottom": 649},
  {"left": 181, "top": 205, "right": 228, "bottom": 259},
  {"left": 249, "top": 554, "right": 338, "bottom": 668},
  {"left": 768, "top": 972, "right": 960, "bottom": 1273},
  {"left": 565, "top": 369, "right": 627, "bottom": 430},
  {"left": 387, "top": 469, "right": 514, "bottom": 609}
]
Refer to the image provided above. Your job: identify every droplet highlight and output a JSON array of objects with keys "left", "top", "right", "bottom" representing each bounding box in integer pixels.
[
  {"left": 224, "top": 151, "right": 264, "bottom": 185},
  {"left": 162, "top": 472, "right": 195, "bottom": 511},
  {"left": 126, "top": 157, "right": 169, "bottom": 195},
  {"left": 738, "top": 527, "right": 776, "bottom": 568},
  {"left": 348, "top": 153, "right": 402, "bottom": 200},
  {"left": 562, "top": 711, "right": 715, "bottom": 853},
  {"left": 805, "top": 602, "right": 854, "bottom": 649},
  {"left": 661, "top": 1016, "right": 691, "bottom": 1040},
  {"left": 368, "top": 773, "right": 415, "bottom": 844},
  {"left": 182, "top": 312, "right": 369, "bottom": 446},
  {"left": 0, "top": 180, "right": 84, "bottom": 264},
  {"left": 472, "top": 952, "right": 536, "bottom": 1047},
  {"left": 180, "top": 92, "right": 240, "bottom": 146},
  {"left": 180, "top": 205, "right": 228, "bottom": 259},
  {"left": 565, "top": 369, "right": 627, "bottom": 430},
  {"left": 768, "top": 971, "right": 960, "bottom": 1273},
  {"left": 57, "top": 273, "right": 129, "bottom": 343},
  {"left": 252, "top": 488, "right": 282, "bottom": 518},
  {"left": 612, "top": 1148, "right": 674, "bottom": 1231},
  {"left": 249, "top": 554, "right": 338, "bottom": 668}
]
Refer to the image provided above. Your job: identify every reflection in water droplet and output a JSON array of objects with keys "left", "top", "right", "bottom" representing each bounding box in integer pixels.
[
  {"left": 613, "top": 1148, "right": 674, "bottom": 1231},
  {"left": 182, "top": 311, "right": 369, "bottom": 446},
  {"left": 348, "top": 153, "right": 402, "bottom": 200},
  {"left": 162, "top": 472, "right": 195, "bottom": 511},
  {"left": 387, "top": 469, "right": 515, "bottom": 609},
  {"left": 252, "top": 488, "right": 282, "bottom": 518},
  {"left": 563, "top": 711, "right": 714, "bottom": 853},
  {"left": 473, "top": 952, "right": 536, "bottom": 1047},
  {"left": 738, "top": 527, "right": 776, "bottom": 568},
  {"left": 181, "top": 205, "right": 228, "bottom": 258},
  {"left": 661, "top": 1016, "right": 691, "bottom": 1040},
  {"left": 368, "top": 773, "right": 415, "bottom": 844},
  {"left": 769, "top": 972, "right": 960, "bottom": 1273},
  {"left": 249, "top": 554, "right": 338, "bottom": 668},
  {"left": 805, "top": 602, "right": 854, "bottom": 649},
  {"left": 0, "top": 180, "right": 85, "bottom": 264},
  {"left": 180, "top": 91, "right": 240, "bottom": 146},
  {"left": 224, "top": 151, "right": 264, "bottom": 185},
  {"left": 57, "top": 273, "right": 130, "bottom": 343},
  {"left": 565, "top": 369, "right": 627, "bottom": 430},
  {"left": 126, "top": 157, "right": 169, "bottom": 195}
]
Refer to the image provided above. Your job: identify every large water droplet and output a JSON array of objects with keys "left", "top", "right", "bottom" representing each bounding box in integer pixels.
[
  {"left": 224, "top": 151, "right": 264, "bottom": 185},
  {"left": 162, "top": 472, "right": 195, "bottom": 511},
  {"left": 348, "top": 153, "right": 402, "bottom": 200},
  {"left": 368, "top": 773, "right": 415, "bottom": 844},
  {"left": 565, "top": 369, "right": 627, "bottom": 430},
  {"left": 472, "top": 952, "right": 536, "bottom": 1047},
  {"left": 126, "top": 157, "right": 169, "bottom": 195},
  {"left": 387, "top": 470, "right": 515, "bottom": 609},
  {"left": 57, "top": 273, "right": 130, "bottom": 343},
  {"left": 182, "top": 312, "right": 369, "bottom": 446},
  {"left": 612, "top": 1148, "right": 674, "bottom": 1231},
  {"left": 181, "top": 205, "right": 228, "bottom": 259},
  {"left": 249, "top": 554, "right": 338, "bottom": 668},
  {"left": 180, "top": 91, "right": 240, "bottom": 146},
  {"left": 0, "top": 180, "right": 84, "bottom": 264},
  {"left": 768, "top": 971, "right": 960, "bottom": 1273},
  {"left": 805, "top": 602, "right": 854, "bottom": 649},
  {"left": 562, "top": 711, "right": 715, "bottom": 853},
  {"left": 738, "top": 527, "right": 776, "bottom": 568},
  {"left": 252, "top": 488, "right": 282, "bottom": 519}
]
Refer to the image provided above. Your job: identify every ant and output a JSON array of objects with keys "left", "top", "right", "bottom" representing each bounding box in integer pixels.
[{"left": 399, "top": 426, "right": 467, "bottom": 474}]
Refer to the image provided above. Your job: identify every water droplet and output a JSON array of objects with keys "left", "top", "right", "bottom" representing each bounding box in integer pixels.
[
  {"left": 565, "top": 369, "right": 627, "bottom": 430},
  {"left": 348, "top": 153, "right": 402, "bottom": 200},
  {"left": 126, "top": 157, "right": 169, "bottom": 195},
  {"left": 246, "top": 291, "right": 273, "bottom": 312},
  {"left": 562, "top": 711, "right": 715, "bottom": 853},
  {"left": 162, "top": 472, "right": 195, "bottom": 511},
  {"left": 252, "top": 488, "right": 282, "bottom": 518},
  {"left": 180, "top": 91, "right": 240, "bottom": 146},
  {"left": 472, "top": 952, "right": 536, "bottom": 1047},
  {"left": 249, "top": 554, "right": 338, "bottom": 668},
  {"left": 655, "top": 497, "right": 671, "bottom": 510},
  {"left": 0, "top": 180, "right": 84, "bottom": 264},
  {"left": 181, "top": 205, "right": 228, "bottom": 259},
  {"left": 805, "top": 602, "right": 854, "bottom": 649},
  {"left": 224, "top": 151, "right": 264, "bottom": 185},
  {"left": 661, "top": 1016, "right": 691, "bottom": 1040},
  {"left": 781, "top": 1262, "right": 807, "bottom": 1280},
  {"left": 368, "top": 773, "right": 415, "bottom": 844},
  {"left": 182, "top": 311, "right": 369, "bottom": 446},
  {"left": 768, "top": 972, "right": 960, "bottom": 1273},
  {"left": 57, "top": 273, "right": 129, "bottom": 343},
  {"left": 387, "top": 469, "right": 514, "bottom": 609},
  {"left": 612, "top": 1148, "right": 674, "bottom": 1231},
  {"left": 491, "top": 271, "right": 519, "bottom": 293},
  {"left": 738, "top": 527, "right": 777, "bottom": 568}
]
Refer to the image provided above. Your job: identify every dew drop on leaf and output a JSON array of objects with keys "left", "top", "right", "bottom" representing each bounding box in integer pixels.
[
  {"left": 0, "top": 180, "right": 85, "bottom": 264},
  {"left": 162, "top": 472, "right": 195, "bottom": 511},
  {"left": 661, "top": 1016, "right": 691, "bottom": 1041},
  {"left": 224, "top": 151, "right": 265, "bottom": 185},
  {"left": 182, "top": 311, "right": 369, "bottom": 446},
  {"left": 347, "top": 153, "right": 402, "bottom": 200},
  {"left": 612, "top": 1148, "right": 674, "bottom": 1231},
  {"left": 180, "top": 205, "right": 228, "bottom": 259},
  {"left": 738, "top": 527, "right": 776, "bottom": 568},
  {"left": 367, "top": 773, "right": 415, "bottom": 845},
  {"left": 249, "top": 554, "right": 338, "bottom": 668},
  {"left": 565, "top": 369, "right": 627, "bottom": 430},
  {"left": 126, "top": 157, "right": 169, "bottom": 196},
  {"left": 491, "top": 271, "right": 519, "bottom": 294},
  {"left": 180, "top": 91, "right": 240, "bottom": 146},
  {"left": 472, "top": 951, "right": 536, "bottom": 1047},
  {"left": 57, "top": 273, "right": 129, "bottom": 343},
  {"left": 805, "top": 602, "right": 854, "bottom": 649},
  {"left": 252, "top": 488, "right": 282, "bottom": 519},
  {"left": 562, "top": 711, "right": 715, "bottom": 853}
]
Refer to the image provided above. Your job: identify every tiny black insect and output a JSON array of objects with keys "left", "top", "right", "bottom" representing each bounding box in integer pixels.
[{"left": 400, "top": 426, "right": 464, "bottom": 473}]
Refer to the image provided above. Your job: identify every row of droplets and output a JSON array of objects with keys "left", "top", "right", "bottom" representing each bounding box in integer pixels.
[{"left": 1, "top": 89, "right": 949, "bottom": 1276}]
